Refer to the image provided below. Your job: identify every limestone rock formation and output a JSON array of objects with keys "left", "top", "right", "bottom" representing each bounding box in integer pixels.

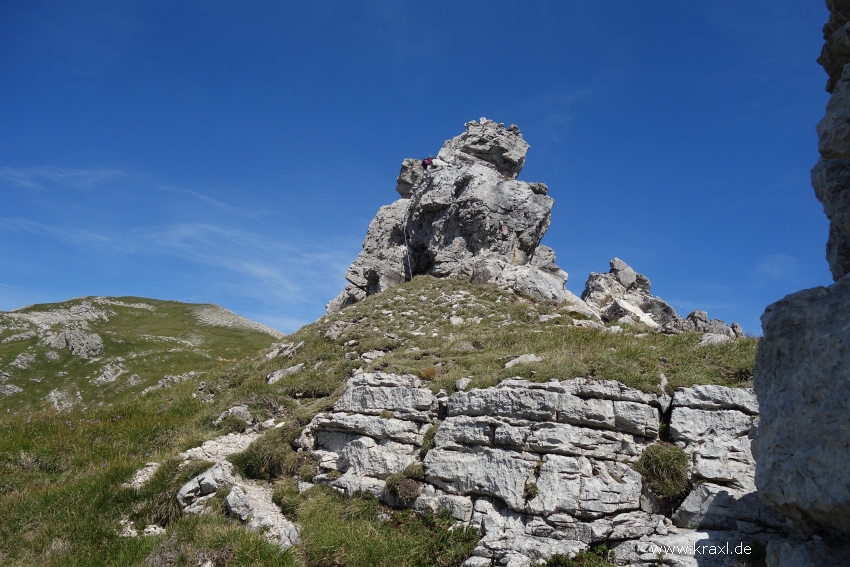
[
  {"left": 754, "top": 279, "right": 850, "bottom": 535},
  {"left": 581, "top": 258, "right": 742, "bottom": 335},
  {"left": 327, "top": 119, "right": 572, "bottom": 313},
  {"left": 752, "top": 3, "right": 850, "bottom": 565},
  {"left": 297, "top": 373, "right": 781, "bottom": 566},
  {"left": 815, "top": 2, "right": 850, "bottom": 280},
  {"left": 43, "top": 329, "right": 104, "bottom": 358}
]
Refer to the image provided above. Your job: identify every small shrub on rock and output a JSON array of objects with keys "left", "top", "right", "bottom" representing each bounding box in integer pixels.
[
  {"left": 227, "top": 423, "right": 311, "bottom": 480},
  {"left": 634, "top": 442, "right": 689, "bottom": 499},
  {"left": 419, "top": 424, "right": 439, "bottom": 459},
  {"left": 298, "top": 463, "right": 317, "bottom": 482},
  {"left": 395, "top": 478, "right": 421, "bottom": 504},
  {"left": 524, "top": 481, "right": 538, "bottom": 501},
  {"left": 403, "top": 463, "right": 425, "bottom": 481},
  {"left": 385, "top": 472, "right": 404, "bottom": 494},
  {"left": 386, "top": 472, "right": 421, "bottom": 504}
]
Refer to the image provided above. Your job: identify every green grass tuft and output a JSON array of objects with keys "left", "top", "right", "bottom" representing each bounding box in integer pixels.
[
  {"left": 634, "top": 442, "right": 690, "bottom": 499},
  {"left": 226, "top": 423, "right": 309, "bottom": 481},
  {"left": 297, "top": 486, "right": 478, "bottom": 567},
  {"left": 547, "top": 544, "right": 616, "bottom": 566}
]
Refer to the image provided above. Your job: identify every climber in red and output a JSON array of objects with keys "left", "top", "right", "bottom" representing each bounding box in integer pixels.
[{"left": 421, "top": 156, "right": 434, "bottom": 169}]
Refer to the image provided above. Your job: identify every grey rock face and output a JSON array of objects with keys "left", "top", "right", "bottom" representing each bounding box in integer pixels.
[
  {"left": 11, "top": 352, "right": 35, "bottom": 369},
  {"left": 767, "top": 537, "right": 850, "bottom": 567},
  {"left": 658, "top": 309, "right": 738, "bottom": 338},
  {"left": 751, "top": 9, "right": 850, "bottom": 553},
  {"left": 581, "top": 258, "right": 683, "bottom": 329},
  {"left": 395, "top": 158, "right": 424, "bottom": 198},
  {"left": 1, "top": 384, "right": 23, "bottom": 396},
  {"left": 327, "top": 119, "right": 578, "bottom": 312},
  {"left": 327, "top": 199, "right": 411, "bottom": 312},
  {"left": 669, "top": 386, "right": 784, "bottom": 537},
  {"left": 301, "top": 374, "right": 782, "bottom": 566},
  {"left": 754, "top": 278, "right": 850, "bottom": 537},
  {"left": 818, "top": 3, "right": 850, "bottom": 93},
  {"left": 814, "top": 3, "right": 850, "bottom": 279},
  {"left": 1, "top": 331, "right": 37, "bottom": 343}
]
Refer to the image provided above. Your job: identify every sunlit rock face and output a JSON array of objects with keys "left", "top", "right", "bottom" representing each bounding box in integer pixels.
[
  {"left": 297, "top": 373, "right": 785, "bottom": 567},
  {"left": 326, "top": 118, "right": 571, "bottom": 313}
]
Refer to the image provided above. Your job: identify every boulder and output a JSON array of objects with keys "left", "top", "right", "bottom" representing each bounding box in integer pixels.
[
  {"left": 504, "top": 354, "right": 542, "bottom": 369},
  {"left": 225, "top": 485, "right": 253, "bottom": 521},
  {"left": 266, "top": 364, "right": 303, "bottom": 384},
  {"left": 43, "top": 329, "right": 104, "bottom": 358},
  {"left": 754, "top": 277, "right": 850, "bottom": 537},
  {"left": 176, "top": 462, "right": 236, "bottom": 513},
  {"left": 212, "top": 405, "right": 255, "bottom": 427}
]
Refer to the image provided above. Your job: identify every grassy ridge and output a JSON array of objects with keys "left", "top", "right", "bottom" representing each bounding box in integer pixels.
[
  {"left": 0, "top": 297, "right": 278, "bottom": 411},
  {"left": 0, "top": 276, "right": 758, "bottom": 565},
  {"left": 281, "top": 276, "right": 757, "bottom": 397}
]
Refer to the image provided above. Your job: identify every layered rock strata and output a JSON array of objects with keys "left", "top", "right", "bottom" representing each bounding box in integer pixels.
[
  {"left": 297, "top": 373, "right": 783, "bottom": 566},
  {"left": 327, "top": 119, "right": 572, "bottom": 313},
  {"left": 752, "top": 3, "right": 850, "bottom": 565}
]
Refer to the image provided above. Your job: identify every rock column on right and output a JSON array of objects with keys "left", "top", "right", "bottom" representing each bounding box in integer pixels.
[{"left": 753, "top": 2, "right": 850, "bottom": 565}]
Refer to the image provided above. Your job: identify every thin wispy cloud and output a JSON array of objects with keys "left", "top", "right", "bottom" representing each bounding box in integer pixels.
[
  {"left": 156, "top": 186, "right": 272, "bottom": 220},
  {"left": 0, "top": 213, "right": 358, "bottom": 325},
  {"left": 136, "top": 222, "right": 356, "bottom": 304},
  {"left": 0, "top": 217, "right": 116, "bottom": 247},
  {"left": 754, "top": 253, "right": 801, "bottom": 282},
  {"left": 0, "top": 166, "right": 128, "bottom": 189}
]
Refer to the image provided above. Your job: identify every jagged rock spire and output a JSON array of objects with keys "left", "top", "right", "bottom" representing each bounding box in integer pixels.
[{"left": 327, "top": 118, "right": 570, "bottom": 313}]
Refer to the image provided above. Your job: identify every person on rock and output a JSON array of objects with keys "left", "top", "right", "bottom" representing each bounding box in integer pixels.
[{"left": 421, "top": 156, "right": 434, "bottom": 169}]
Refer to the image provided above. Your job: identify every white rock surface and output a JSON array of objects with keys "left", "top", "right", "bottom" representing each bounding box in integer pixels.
[
  {"left": 504, "top": 354, "right": 542, "bottom": 368},
  {"left": 266, "top": 364, "right": 304, "bottom": 384}
]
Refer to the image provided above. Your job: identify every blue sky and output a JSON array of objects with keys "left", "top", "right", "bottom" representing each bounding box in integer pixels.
[{"left": 0, "top": 1, "right": 833, "bottom": 334}]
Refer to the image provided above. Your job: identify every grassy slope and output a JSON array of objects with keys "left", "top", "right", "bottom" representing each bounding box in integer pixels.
[
  {"left": 0, "top": 277, "right": 757, "bottom": 566},
  {"left": 0, "top": 297, "right": 278, "bottom": 411},
  {"left": 282, "top": 276, "right": 757, "bottom": 398}
]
